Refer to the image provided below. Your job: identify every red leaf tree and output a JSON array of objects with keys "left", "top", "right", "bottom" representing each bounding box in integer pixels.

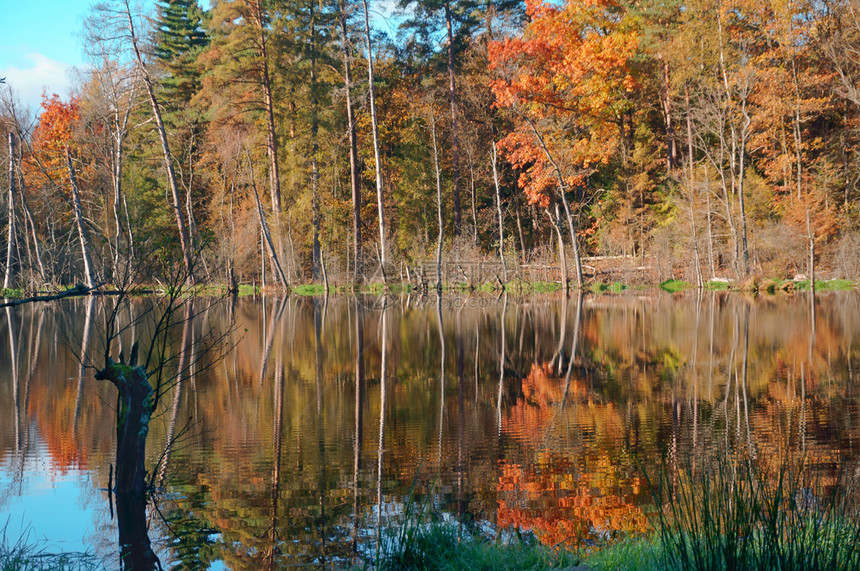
[{"left": 489, "top": 0, "right": 639, "bottom": 286}]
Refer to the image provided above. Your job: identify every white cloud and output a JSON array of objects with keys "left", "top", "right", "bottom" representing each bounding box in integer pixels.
[{"left": 2, "top": 53, "right": 72, "bottom": 115}]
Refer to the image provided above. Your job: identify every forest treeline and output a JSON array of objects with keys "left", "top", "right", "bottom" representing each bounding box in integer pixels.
[{"left": 2, "top": 0, "right": 860, "bottom": 291}]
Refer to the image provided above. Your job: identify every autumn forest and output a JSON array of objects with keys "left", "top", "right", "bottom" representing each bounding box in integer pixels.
[{"left": 2, "top": 0, "right": 860, "bottom": 291}]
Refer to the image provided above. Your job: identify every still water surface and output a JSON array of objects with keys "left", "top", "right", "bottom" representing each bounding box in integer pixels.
[{"left": 1, "top": 291, "right": 859, "bottom": 568}]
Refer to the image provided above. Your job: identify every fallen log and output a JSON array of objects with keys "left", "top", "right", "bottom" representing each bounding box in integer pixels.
[{"left": 0, "top": 282, "right": 105, "bottom": 308}]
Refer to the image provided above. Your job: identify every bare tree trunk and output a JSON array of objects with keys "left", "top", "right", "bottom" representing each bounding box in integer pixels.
[
  {"left": 717, "top": 12, "right": 750, "bottom": 277},
  {"left": 431, "top": 108, "right": 444, "bottom": 292},
  {"left": 311, "top": 0, "right": 322, "bottom": 281},
  {"left": 251, "top": 4, "right": 282, "bottom": 216},
  {"left": 123, "top": 0, "right": 193, "bottom": 280},
  {"left": 470, "top": 158, "right": 478, "bottom": 247},
  {"left": 65, "top": 148, "right": 97, "bottom": 289},
  {"left": 547, "top": 206, "right": 568, "bottom": 294},
  {"left": 807, "top": 207, "right": 815, "bottom": 295},
  {"left": 341, "top": 4, "right": 362, "bottom": 285},
  {"left": 515, "top": 192, "right": 526, "bottom": 265},
  {"left": 111, "top": 133, "right": 124, "bottom": 275},
  {"left": 15, "top": 173, "right": 44, "bottom": 284},
  {"left": 362, "top": 0, "right": 387, "bottom": 284},
  {"left": 660, "top": 59, "right": 678, "bottom": 170},
  {"left": 737, "top": 95, "right": 751, "bottom": 276},
  {"left": 247, "top": 152, "right": 288, "bottom": 288},
  {"left": 705, "top": 165, "right": 715, "bottom": 279},
  {"left": 4, "top": 133, "right": 16, "bottom": 290},
  {"left": 685, "top": 86, "right": 703, "bottom": 288},
  {"left": 491, "top": 142, "right": 507, "bottom": 283},
  {"left": 790, "top": 56, "right": 804, "bottom": 202},
  {"left": 95, "top": 346, "right": 160, "bottom": 570},
  {"left": 522, "top": 114, "right": 583, "bottom": 288},
  {"left": 445, "top": 2, "right": 462, "bottom": 238},
  {"left": 247, "top": 1, "right": 284, "bottom": 279},
  {"left": 109, "top": 81, "right": 134, "bottom": 277}
]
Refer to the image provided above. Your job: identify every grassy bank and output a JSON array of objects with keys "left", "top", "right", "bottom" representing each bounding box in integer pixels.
[
  {"left": 283, "top": 277, "right": 857, "bottom": 296},
  {"left": 0, "top": 276, "right": 853, "bottom": 302},
  {"left": 359, "top": 452, "right": 860, "bottom": 570}
]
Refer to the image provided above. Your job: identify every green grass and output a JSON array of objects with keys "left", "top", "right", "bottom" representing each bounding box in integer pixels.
[
  {"left": 530, "top": 281, "right": 563, "bottom": 293},
  {"left": 583, "top": 534, "right": 663, "bottom": 570},
  {"left": 360, "top": 282, "right": 389, "bottom": 294},
  {"left": 659, "top": 279, "right": 694, "bottom": 292},
  {"left": 0, "top": 288, "right": 23, "bottom": 298},
  {"left": 374, "top": 521, "right": 582, "bottom": 570},
  {"left": 642, "top": 452, "right": 860, "bottom": 571},
  {"left": 236, "top": 283, "right": 259, "bottom": 296},
  {"left": 794, "top": 278, "right": 855, "bottom": 291},
  {"left": 367, "top": 450, "right": 860, "bottom": 570},
  {"left": 291, "top": 284, "right": 329, "bottom": 295},
  {"left": 1, "top": 524, "right": 102, "bottom": 570},
  {"left": 591, "top": 281, "right": 626, "bottom": 293},
  {"left": 118, "top": 276, "right": 858, "bottom": 299}
]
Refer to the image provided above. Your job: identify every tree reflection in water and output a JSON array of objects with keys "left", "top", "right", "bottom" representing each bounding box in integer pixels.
[{"left": 2, "top": 292, "right": 860, "bottom": 566}]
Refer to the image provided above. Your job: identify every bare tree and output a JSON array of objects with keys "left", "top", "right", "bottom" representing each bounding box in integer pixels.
[
  {"left": 87, "top": 0, "right": 195, "bottom": 280},
  {"left": 430, "top": 104, "right": 444, "bottom": 292},
  {"left": 491, "top": 141, "right": 507, "bottom": 283},
  {"left": 340, "top": 0, "right": 362, "bottom": 284},
  {"left": 4, "top": 133, "right": 17, "bottom": 290},
  {"left": 94, "top": 249, "right": 233, "bottom": 569},
  {"left": 362, "top": 0, "right": 388, "bottom": 283},
  {"left": 81, "top": 14, "right": 141, "bottom": 278},
  {"left": 64, "top": 148, "right": 98, "bottom": 289}
]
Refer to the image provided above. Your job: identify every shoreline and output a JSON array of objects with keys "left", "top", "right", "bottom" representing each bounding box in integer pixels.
[{"left": 0, "top": 277, "right": 853, "bottom": 302}]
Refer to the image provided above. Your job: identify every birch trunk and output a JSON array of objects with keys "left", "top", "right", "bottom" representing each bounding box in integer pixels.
[
  {"left": 341, "top": 5, "right": 362, "bottom": 284},
  {"left": 311, "top": 0, "right": 322, "bottom": 281},
  {"left": 431, "top": 110, "right": 444, "bottom": 292},
  {"left": 16, "top": 167, "right": 45, "bottom": 283},
  {"left": 491, "top": 142, "right": 507, "bottom": 283},
  {"left": 685, "top": 86, "right": 704, "bottom": 288},
  {"left": 65, "top": 148, "right": 97, "bottom": 289},
  {"left": 4, "top": 133, "right": 16, "bottom": 290},
  {"left": 548, "top": 206, "right": 568, "bottom": 294},
  {"left": 445, "top": 2, "right": 462, "bottom": 237},
  {"left": 249, "top": 154, "right": 288, "bottom": 287},
  {"left": 362, "top": 0, "right": 388, "bottom": 283}
]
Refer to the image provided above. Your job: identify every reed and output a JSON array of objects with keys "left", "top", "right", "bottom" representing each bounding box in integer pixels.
[
  {"left": 1, "top": 521, "right": 101, "bottom": 571},
  {"left": 643, "top": 453, "right": 860, "bottom": 571}
]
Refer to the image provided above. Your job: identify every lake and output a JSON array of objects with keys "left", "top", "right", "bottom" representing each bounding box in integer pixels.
[{"left": 1, "top": 291, "right": 859, "bottom": 568}]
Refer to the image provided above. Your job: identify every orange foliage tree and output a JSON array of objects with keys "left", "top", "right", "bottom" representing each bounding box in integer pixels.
[
  {"left": 488, "top": 0, "right": 639, "bottom": 286},
  {"left": 30, "top": 92, "right": 99, "bottom": 287}
]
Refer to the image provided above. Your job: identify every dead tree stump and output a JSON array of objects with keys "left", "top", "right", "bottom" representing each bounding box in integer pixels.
[{"left": 95, "top": 343, "right": 161, "bottom": 570}]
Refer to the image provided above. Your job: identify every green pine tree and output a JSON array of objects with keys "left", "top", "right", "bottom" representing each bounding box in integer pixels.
[{"left": 154, "top": 0, "right": 209, "bottom": 107}]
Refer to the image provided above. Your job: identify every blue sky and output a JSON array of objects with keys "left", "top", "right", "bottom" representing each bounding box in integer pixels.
[
  {"left": 1, "top": 1, "right": 99, "bottom": 114},
  {"left": 1, "top": 0, "right": 402, "bottom": 116}
]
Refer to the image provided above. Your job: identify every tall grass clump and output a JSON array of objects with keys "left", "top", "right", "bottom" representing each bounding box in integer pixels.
[
  {"left": 1, "top": 522, "right": 102, "bottom": 570},
  {"left": 372, "top": 481, "right": 580, "bottom": 570},
  {"left": 643, "top": 453, "right": 860, "bottom": 571}
]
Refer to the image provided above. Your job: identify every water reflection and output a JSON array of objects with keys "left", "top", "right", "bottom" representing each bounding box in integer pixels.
[{"left": 0, "top": 292, "right": 859, "bottom": 566}]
